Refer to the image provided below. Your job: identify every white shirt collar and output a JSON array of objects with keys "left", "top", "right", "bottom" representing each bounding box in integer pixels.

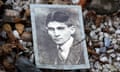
[{"left": 57, "top": 37, "right": 74, "bottom": 60}]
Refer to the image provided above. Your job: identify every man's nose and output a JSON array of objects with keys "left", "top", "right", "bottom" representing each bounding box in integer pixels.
[{"left": 54, "top": 29, "right": 60, "bottom": 36}]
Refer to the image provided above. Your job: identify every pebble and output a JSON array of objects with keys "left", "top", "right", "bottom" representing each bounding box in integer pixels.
[
  {"left": 113, "top": 62, "right": 120, "bottom": 69},
  {"left": 107, "top": 49, "right": 114, "bottom": 54},
  {"left": 104, "top": 37, "right": 111, "bottom": 48},
  {"left": 116, "top": 56, "right": 120, "bottom": 61},
  {"left": 13, "top": 30, "right": 21, "bottom": 39},
  {"left": 90, "top": 30, "right": 98, "bottom": 39},
  {"left": 95, "top": 48, "right": 100, "bottom": 54},
  {"left": 99, "top": 54, "right": 108, "bottom": 62},
  {"left": 71, "top": 0, "right": 80, "bottom": 4},
  {"left": 99, "top": 47, "right": 107, "bottom": 53}
]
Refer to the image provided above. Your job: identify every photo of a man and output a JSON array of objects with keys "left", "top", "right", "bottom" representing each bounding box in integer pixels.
[
  {"left": 46, "top": 11, "right": 85, "bottom": 65},
  {"left": 30, "top": 4, "right": 89, "bottom": 69}
]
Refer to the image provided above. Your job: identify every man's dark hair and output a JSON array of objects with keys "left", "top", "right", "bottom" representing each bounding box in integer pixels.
[{"left": 46, "top": 11, "right": 74, "bottom": 27}]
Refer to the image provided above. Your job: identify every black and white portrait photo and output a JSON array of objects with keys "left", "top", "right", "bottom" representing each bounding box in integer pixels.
[{"left": 30, "top": 4, "right": 90, "bottom": 69}]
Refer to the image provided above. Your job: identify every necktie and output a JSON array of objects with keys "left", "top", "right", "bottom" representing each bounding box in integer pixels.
[{"left": 58, "top": 46, "right": 64, "bottom": 62}]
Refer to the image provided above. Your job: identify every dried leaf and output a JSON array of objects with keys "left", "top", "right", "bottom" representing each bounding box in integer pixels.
[
  {"left": 2, "top": 43, "right": 12, "bottom": 55},
  {"left": 2, "top": 23, "right": 12, "bottom": 32},
  {"left": 15, "top": 23, "right": 24, "bottom": 35}
]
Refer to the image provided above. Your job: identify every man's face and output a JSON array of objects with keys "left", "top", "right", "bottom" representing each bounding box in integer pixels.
[{"left": 47, "top": 21, "right": 75, "bottom": 45}]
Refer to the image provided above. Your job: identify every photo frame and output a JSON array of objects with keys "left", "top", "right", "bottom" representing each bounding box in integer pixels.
[{"left": 30, "top": 4, "right": 90, "bottom": 70}]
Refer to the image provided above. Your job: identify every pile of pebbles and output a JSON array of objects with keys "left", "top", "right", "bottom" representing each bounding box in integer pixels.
[
  {"left": 83, "top": 10, "right": 120, "bottom": 72},
  {"left": 0, "top": 0, "right": 35, "bottom": 72},
  {"left": 0, "top": 0, "right": 120, "bottom": 72}
]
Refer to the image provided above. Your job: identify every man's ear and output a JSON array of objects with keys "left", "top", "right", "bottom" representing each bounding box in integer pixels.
[{"left": 69, "top": 26, "right": 76, "bottom": 34}]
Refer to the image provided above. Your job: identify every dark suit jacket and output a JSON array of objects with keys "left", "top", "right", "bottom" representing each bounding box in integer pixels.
[
  {"left": 39, "top": 39, "right": 85, "bottom": 65},
  {"left": 54, "top": 39, "right": 85, "bottom": 65}
]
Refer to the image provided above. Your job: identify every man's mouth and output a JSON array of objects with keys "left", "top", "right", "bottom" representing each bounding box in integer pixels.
[{"left": 54, "top": 38, "right": 62, "bottom": 41}]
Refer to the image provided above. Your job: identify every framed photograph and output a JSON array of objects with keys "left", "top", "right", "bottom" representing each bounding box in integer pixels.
[{"left": 30, "top": 4, "right": 90, "bottom": 70}]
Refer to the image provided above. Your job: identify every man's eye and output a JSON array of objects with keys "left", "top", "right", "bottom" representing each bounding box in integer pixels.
[
  {"left": 48, "top": 28, "right": 54, "bottom": 31},
  {"left": 57, "top": 27, "right": 65, "bottom": 30}
]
